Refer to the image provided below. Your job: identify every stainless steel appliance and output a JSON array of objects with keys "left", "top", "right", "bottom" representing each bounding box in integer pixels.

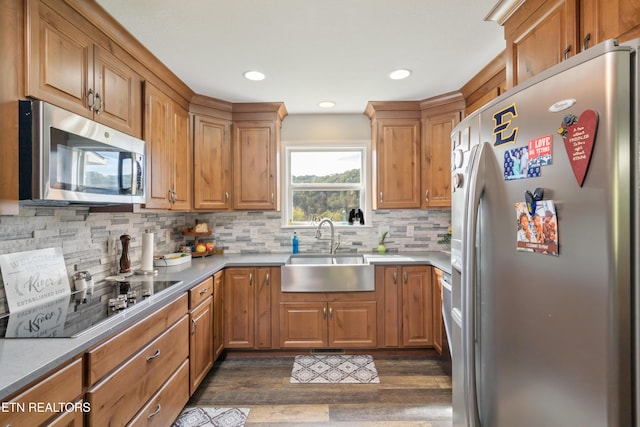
[
  {"left": 19, "top": 100, "right": 145, "bottom": 205},
  {"left": 450, "top": 39, "right": 637, "bottom": 426}
]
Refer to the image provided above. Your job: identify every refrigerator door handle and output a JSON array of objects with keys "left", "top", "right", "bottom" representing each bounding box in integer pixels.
[{"left": 461, "top": 141, "right": 490, "bottom": 427}]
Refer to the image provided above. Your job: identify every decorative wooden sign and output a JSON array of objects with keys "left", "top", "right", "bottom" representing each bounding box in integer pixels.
[{"left": 558, "top": 109, "right": 599, "bottom": 187}]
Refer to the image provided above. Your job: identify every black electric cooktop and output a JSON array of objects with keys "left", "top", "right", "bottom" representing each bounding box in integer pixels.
[{"left": 0, "top": 279, "right": 182, "bottom": 338}]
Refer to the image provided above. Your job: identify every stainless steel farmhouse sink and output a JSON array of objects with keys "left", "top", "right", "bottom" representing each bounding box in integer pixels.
[{"left": 281, "top": 254, "right": 374, "bottom": 292}]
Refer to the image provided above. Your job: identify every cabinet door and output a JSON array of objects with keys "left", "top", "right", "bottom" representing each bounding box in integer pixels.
[
  {"left": 171, "top": 104, "right": 192, "bottom": 210},
  {"left": 255, "top": 267, "right": 272, "bottom": 349},
  {"left": 505, "top": 0, "right": 577, "bottom": 88},
  {"left": 93, "top": 45, "right": 142, "bottom": 137},
  {"left": 380, "top": 266, "right": 401, "bottom": 347},
  {"left": 26, "top": 0, "right": 93, "bottom": 117},
  {"left": 401, "top": 266, "right": 433, "bottom": 347},
  {"left": 144, "top": 82, "right": 173, "bottom": 209},
  {"left": 224, "top": 268, "right": 255, "bottom": 348},
  {"left": 375, "top": 119, "right": 421, "bottom": 209},
  {"left": 213, "top": 271, "right": 225, "bottom": 360},
  {"left": 233, "top": 121, "right": 277, "bottom": 210},
  {"left": 279, "top": 302, "right": 327, "bottom": 348},
  {"left": 193, "top": 115, "right": 232, "bottom": 210},
  {"left": 329, "top": 301, "right": 377, "bottom": 348},
  {"left": 594, "top": 0, "right": 640, "bottom": 44},
  {"left": 422, "top": 111, "right": 460, "bottom": 208},
  {"left": 189, "top": 296, "right": 214, "bottom": 395},
  {"left": 432, "top": 269, "right": 444, "bottom": 355}
]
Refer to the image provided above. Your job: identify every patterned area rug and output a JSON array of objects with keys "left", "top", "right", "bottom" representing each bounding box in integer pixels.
[
  {"left": 173, "top": 407, "right": 250, "bottom": 427},
  {"left": 290, "top": 354, "right": 380, "bottom": 384}
]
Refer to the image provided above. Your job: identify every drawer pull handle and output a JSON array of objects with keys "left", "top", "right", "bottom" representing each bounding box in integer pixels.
[
  {"left": 147, "top": 404, "right": 161, "bottom": 419},
  {"left": 199, "top": 288, "right": 209, "bottom": 295},
  {"left": 146, "top": 349, "right": 161, "bottom": 361}
]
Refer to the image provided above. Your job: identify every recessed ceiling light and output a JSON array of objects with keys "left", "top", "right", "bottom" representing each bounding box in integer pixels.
[
  {"left": 244, "top": 70, "right": 265, "bottom": 81},
  {"left": 318, "top": 101, "right": 336, "bottom": 109},
  {"left": 389, "top": 69, "right": 412, "bottom": 80}
]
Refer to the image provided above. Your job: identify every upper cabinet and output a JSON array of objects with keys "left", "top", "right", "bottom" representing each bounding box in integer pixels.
[
  {"left": 365, "top": 99, "right": 462, "bottom": 209},
  {"left": 191, "top": 96, "right": 233, "bottom": 211},
  {"left": 496, "top": 0, "right": 640, "bottom": 89},
  {"left": 144, "top": 82, "right": 192, "bottom": 210},
  {"left": 232, "top": 103, "right": 287, "bottom": 211},
  {"left": 25, "top": 0, "right": 142, "bottom": 137},
  {"left": 365, "top": 102, "right": 422, "bottom": 209}
]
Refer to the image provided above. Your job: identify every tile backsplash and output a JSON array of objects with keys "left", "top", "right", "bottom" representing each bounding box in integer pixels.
[{"left": 0, "top": 205, "right": 450, "bottom": 315}]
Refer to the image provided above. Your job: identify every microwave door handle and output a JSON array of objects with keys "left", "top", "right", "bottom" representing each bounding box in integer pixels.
[{"left": 133, "top": 156, "right": 142, "bottom": 195}]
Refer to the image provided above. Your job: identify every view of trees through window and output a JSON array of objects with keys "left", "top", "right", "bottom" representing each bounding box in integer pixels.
[{"left": 289, "top": 150, "right": 364, "bottom": 223}]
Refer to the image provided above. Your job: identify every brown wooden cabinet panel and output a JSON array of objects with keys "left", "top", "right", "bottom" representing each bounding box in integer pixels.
[
  {"left": 233, "top": 121, "right": 278, "bottom": 210},
  {"left": 279, "top": 302, "right": 328, "bottom": 348},
  {"left": 0, "top": 358, "right": 83, "bottom": 427},
  {"left": 128, "top": 359, "right": 189, "bottom": 427},
  {"left": 224, "top": 266, "right": 277, "bottom": 349},
  {"left": 26, "top": 0, "right": 142, "bottom": 137},
  {"left": 189, "top": 295, "right": 214, "bottom": 395},
  {"left": 374, "top": 119, "right": 421, "bottom": 209},
  {"left": 86, "top": 315, "right": 189, "bottom": 426},
  {"left": 329, "top": 301, "right": 377, "bottom": 348},
  {"left": 379, "top": 265, "right": 433, "bottom": 348},
  {"left": 213, "top": 271, "right": 225, "bottom": 360},
  {"left": 144, "top": 82, "right": 191, "bottom": 210},
  {"left": 422, "top": 111, "right": 460, "bottom": 208},
  {"left": 432, "top": 268, "right": 444, "bottom": 355},
  {"left": 193, "top": 114, "right": 232, "bottom": 210}
]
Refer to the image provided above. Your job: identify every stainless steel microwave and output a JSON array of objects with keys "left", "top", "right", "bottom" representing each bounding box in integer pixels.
[{"left": 19, "top": 100, "right": 146, "bottom": 205}]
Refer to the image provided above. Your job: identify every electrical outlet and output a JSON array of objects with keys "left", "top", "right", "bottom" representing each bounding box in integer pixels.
[
  {"left": 406, "top": 225, "right": 414, "bottom": 237},
  {"left": 108, "top": 236, "right": 118, "bottom": 256}
]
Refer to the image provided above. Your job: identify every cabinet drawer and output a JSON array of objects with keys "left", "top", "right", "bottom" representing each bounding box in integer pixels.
[
  {"left": 86, "top": 294, "right": 188, "bottom": 385},
  {"left": 0, "top": 358, "right": 83, "bottom": 427},
  {"left": 86, "top": 315, "right": 189, "bottom": 426},
  {"left": 128, "top": 359, "right": 189, "bottom": 426},
  {"left": 189, "top": 277, "right": 213, "bottom": 309}
]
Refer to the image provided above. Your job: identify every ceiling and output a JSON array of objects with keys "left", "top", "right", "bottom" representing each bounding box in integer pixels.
[{"left": 96, "top": 0, "right": 506, "bottom": 114}]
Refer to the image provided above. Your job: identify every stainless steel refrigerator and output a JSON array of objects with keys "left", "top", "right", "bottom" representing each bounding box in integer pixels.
[{"left": 450, "top": 39, "right": 638, "bottom": 427}]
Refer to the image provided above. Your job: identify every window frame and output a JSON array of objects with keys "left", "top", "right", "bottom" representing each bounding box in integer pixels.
[{"left": 281, "top": 140, "right": 372, "bottom": 228}]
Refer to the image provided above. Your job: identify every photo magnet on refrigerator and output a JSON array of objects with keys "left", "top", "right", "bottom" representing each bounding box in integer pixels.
[
  {"left": 503, "top": 145, "right": 541, "bottom": 180},
  {"left": 558, "top": 109, "right": 599, "bottom": 187},
  {"left": 514, "top": 200, "right": 559, "bottom": 256}
]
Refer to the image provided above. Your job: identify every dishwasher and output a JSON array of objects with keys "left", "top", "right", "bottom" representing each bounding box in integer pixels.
[{"left": 440, "top": 272, "right": 453, "bottom": 358}]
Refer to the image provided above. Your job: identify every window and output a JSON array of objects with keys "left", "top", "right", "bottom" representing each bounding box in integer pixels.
[{"left": 283, "top": 142, "right": 370, "bottom": 226}]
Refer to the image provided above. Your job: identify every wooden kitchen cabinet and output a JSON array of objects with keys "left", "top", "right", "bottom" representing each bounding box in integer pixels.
[
  {"left": 193, "top": 114, "right": 232, "bottom": 210},
  {"left": 189, "top": 277, "right": 214, "bottom": 395},
  {"left": 365, "top": 101, "right": 422, "bottom": 209},
  {"left": 26, "top": 0, "right": 142, "bottom": 137},
  {"left": 213, "top": 270, "right": 225, "bottom": 360},
  {"left": 432, "top": 268, "right": 445, "bottom": 355},
  {"left": 224, "top": 267, "right": 278, "bottom": 349},
  {"left": 420, "top": 94, "right": 464, "bottom": 209},
  {"left": 379, "top": 265, "right": 434, "bottom": 348},
  {"left": 279, "top": 300, "right": 377, "bottom": 348},
  {"left": 144, "top": 81, "right": 192, "bottom": 210},
  {"left": 0, "top": 358, "right": 83, "bottom": 427}
]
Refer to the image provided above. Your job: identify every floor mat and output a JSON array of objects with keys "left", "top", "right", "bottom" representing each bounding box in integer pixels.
[
  {"left": 173, "top": 407, "right": 250, "bottom": 427},
  {"left": 290, "top": 354, "right": 380, "bottom": 384}
]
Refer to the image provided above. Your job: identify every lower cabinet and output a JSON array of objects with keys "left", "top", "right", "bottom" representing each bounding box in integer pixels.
[
  {"left": 279, "top": 300, "right": 377, "bottom": 349},
  {"left": 213, "top": 270, "right": 225, "bottom": 360},
  {"left": 85, "top": 294, "right": 189, "bottom": 426},
  {"left": 378, "top": 265, "right": 434, "bottom": 348},
  {"left": 0, "top": 358, "right": 83, "bottom": 427},
  {"left": 189, "top": 277, "right": 214, "bottom": 395},
  {"left": 224, "top": 267, "right": 278, "bottom": 349}
]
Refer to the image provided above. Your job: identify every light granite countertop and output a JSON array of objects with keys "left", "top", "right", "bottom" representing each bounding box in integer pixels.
[{"left": 0, "top": 251, "right": 450, "bottom": 399}]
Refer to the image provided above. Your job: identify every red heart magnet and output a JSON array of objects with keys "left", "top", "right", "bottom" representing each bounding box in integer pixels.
[{"left": 559, "top": 109, "right": 599, "bottom": 187}]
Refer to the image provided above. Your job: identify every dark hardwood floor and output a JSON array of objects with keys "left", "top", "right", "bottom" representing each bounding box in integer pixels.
[{"left": 187, "top": 349, "right": 452, "bottom": 426}]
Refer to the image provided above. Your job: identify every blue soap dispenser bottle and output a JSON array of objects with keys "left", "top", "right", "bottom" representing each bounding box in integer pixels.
[{"left": 292, "top": 232, "right": 299, "bottom": 254}]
